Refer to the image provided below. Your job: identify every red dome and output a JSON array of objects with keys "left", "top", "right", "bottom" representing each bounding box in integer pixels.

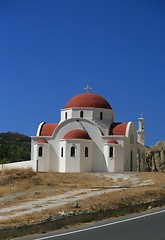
[
  {"left": 109, "top": 122, "right": 128, "bottom": 136},
  {"left": 107, "top": 139, "right": 118, "bottom": 144},
  {"left": 39, "top": 123, "right": 58, "bottom": 136},
  {"left": 64, "top": 93, "right": 112, "bottom": 109},
  {"left": 63, "top": 129, "right": 91, "bottom": 140},
  {"left": 37, "top": 139, "right": 48, "bottom": 144}
]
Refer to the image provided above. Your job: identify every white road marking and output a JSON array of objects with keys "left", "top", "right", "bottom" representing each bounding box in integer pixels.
[{"left": 33, "top": 208, "right": 165, "bottom": 240}]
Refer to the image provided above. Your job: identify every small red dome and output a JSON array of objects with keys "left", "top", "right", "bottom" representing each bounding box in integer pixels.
[
  {"left": 63, "top": 129, "right": 91, "bottom": 140},
  {"left": 40, "top": 123, "right": 58, "bottom": 136},
  {"left": 107, "top": 139, "right": 118, "bottom": 144},
  {"left": 64, "top": 93, "right": 112, "bottom": 109},
  {"left": 110, "top": 122, "right": 128, "bottom": 136},
  {"left": 37, "top": 139, "right": 48, "bottom": 144}
]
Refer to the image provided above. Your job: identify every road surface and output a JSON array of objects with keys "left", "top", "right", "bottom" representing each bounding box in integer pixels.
[{"left": 15, "top": 207, "right": 165, "bottom": 240}]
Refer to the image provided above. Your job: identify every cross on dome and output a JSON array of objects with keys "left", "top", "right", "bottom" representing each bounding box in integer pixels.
[{"left": 84, "top": 84, "right": 92, "bottom": 92}]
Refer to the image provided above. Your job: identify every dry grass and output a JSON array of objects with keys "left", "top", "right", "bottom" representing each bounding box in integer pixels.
[
  {"left": 1, "top": 169, "right": 165, "bottom": 227},
  {"left": 0, "top": 168, "right": 117, "bottom": 196}
]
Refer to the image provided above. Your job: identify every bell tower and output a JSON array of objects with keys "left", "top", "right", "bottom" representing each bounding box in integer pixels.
[{"left": 137, "top": 113, "right": 145, "bottom": 145}]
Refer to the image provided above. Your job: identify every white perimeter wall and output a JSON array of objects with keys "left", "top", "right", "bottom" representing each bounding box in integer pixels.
[{"left": 0, "top": 161, "right": 33, "bottom": 171}]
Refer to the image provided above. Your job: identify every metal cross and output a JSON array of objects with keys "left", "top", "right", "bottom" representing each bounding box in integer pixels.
[{"left": 84, "top": 84, "right": 92, "bottom": 92}]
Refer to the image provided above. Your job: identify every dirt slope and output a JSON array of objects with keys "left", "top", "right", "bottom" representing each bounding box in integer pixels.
[{"left": 1, "top": 169, "right": 165, "bottom": 227}]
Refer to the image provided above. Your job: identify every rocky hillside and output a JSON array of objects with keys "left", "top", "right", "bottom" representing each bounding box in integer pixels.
[
  {"left": 0, "top": 132, "right": 31, "bottom": 164},
  {"left": 146, "top": 141, "right": 165, "bottom": 172}
]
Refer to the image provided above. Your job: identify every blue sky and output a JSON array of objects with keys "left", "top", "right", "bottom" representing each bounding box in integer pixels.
[{"left": 0, "top": 0, "right": 165, "bottom": 146}]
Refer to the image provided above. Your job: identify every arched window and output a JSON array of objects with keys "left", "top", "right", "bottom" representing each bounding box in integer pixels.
[
  {"left": 80, "top": 111, "right": 84, "bottom": 118},
  {"left": 71, "top": 146, "right": 75, "bottom": 157},
  {"left": 109, "top": 147, "right": 113, "bottom": 158},
  {"left": 61, "top": 147, "right": 63, "bottom": 157},
  {"left": 38, "top": 146, "right": 43, "bottom": 157},
  {"left": 65, "top": 112, "right": 67, "bottom": 120},
  {"left": 85, "top": 147, "right": 88, "bottom": 157},
  {"left": 100, "top": 112, "right": 103, "bottom": 120}
]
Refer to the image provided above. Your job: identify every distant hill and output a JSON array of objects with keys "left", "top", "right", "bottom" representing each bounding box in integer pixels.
[
  {"left": 150, "top": 141, "right": 165, "bottom": 151},
  {"left": 0, "top": 132, "right": 31, "bottom": 164}
]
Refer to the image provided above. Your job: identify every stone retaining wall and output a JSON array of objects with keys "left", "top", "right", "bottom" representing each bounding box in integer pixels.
[{"left": 1, "top": 198, "right": 165, "bottom": 240}]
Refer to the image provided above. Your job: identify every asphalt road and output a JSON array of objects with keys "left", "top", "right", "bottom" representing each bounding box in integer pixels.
[{"left": 16, "top": 207, "right": 165, "bottom": 240}]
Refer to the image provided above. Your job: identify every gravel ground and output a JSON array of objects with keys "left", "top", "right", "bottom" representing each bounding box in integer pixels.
[{"left": 0, "top": 172, "right": 154, "bottom": 223}]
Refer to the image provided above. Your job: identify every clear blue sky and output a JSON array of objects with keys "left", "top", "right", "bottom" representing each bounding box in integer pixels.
[{"left": 0, "top": 0, "right": 165, "bottom": 146}]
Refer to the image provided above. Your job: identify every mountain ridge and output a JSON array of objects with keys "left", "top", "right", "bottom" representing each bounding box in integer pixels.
[{"left": 0, "top": 132, "right": 31, "bottom": 164}]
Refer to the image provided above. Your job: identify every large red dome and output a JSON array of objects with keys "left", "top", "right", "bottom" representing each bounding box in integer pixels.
[{"left": 64, "top": 93, "right": 112, "bottom": 109}]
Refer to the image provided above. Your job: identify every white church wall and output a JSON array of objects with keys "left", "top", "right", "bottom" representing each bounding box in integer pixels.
[
  {"left": 36, "top": 143, "right": 50, "bottom": 172},
  {"left": 136, "top": 142, "right": 147, "bottom": 171},
  {"left": 122, "top": 122, "right": 137, "bottom": 171},
  {"left": 60, "top": 108, "right": 114, "bottom": 124},
  {"left": 48, "top": 119, "right": 84, "bottom": 172},
  {"left": 39, "top": 118, "right": 103, "bottom": 173},
  {"left": 61, "top": 109, "right": 94, "bottom": 122},
  {"left": 104, "top": 144, "right": 123, "bottom": 172},
  {"left": 72, "top": 109, "right": 93, "bottom": 119},
  {"left": 43, "top": 144, "right": 50, "bottom": 172},
  {"left": 65, "top": 141, "right": 81, "bottom": 172},
  {"left": 59, "top": 140, "right": 93, "bottom": 173},
  {"left": 123, "top": 139, "right": 130, "bottom": 171},
  {"left": 48, "top": 143, "right": 59, "bottom": 172},
  {"left": 32, "top": 144, "right": 38, "bottom": 171},
  {"left": 31, "top": 139, "right": 34, "bottom": 161},
  {"left": 79, "top": 120, "right": 107, "bottom": 172},
  {"left": 126, "top": 122, "right": 137, "bottom": 143},
  {"left": 59, "top": 141, "right": 66, "bottom": 172},
  {"left": 92, "top": 143, "right": 107, "bottom": 172},
  {"left": 104, "top": 145, "right": 115, "bottom": 172},
  {"left": 60, "top": 109, "right": 72, "bottom": 122},
  {"left": 80, "top": 141, "right": 93, "bottom": 172},
  {"left": 114, "top": 145, "right": 124, "bottom": 172},
  {"left": 49, "top": 115, "right": 112, "bottom": 174},
  {"left": 93, "top": 108, "right": 114, "bottom": 123},
  {"left": 31, "top": 139, "right": 50, "bottom": 172},
  {"left": 52, "top": 118, "right": 106, "bottom": 172},
  {"left": 123, "top": 140, "right": 137, "bottom": 172},
  {"left": 103, "top": 137, "right": 125, "bottom": 172}
]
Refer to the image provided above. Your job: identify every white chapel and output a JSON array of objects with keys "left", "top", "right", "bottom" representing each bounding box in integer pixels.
[{"left": 31, "top": 87, "right": 146, "bottom": 173}]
